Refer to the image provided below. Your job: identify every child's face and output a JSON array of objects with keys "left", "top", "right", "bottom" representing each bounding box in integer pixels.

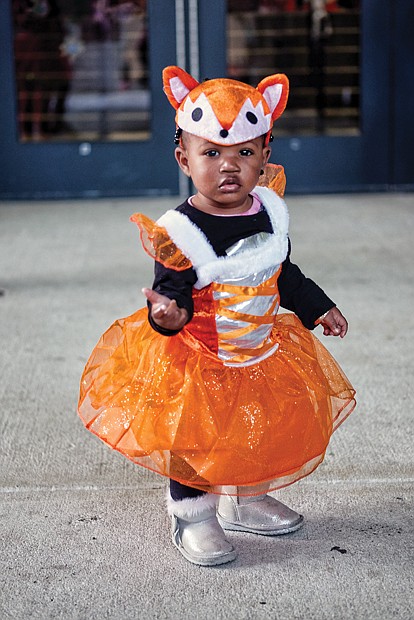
[{"left": 175, "top": 133, "right": 271, "bottom": 215}]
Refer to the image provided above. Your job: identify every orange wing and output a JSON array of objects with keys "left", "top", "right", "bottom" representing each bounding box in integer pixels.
[
  {"left": 130, "top": 213, "right": 193, "bottom": 271},
  {"left": 257, "top": 163, "right": 286, "bottom": 197}
]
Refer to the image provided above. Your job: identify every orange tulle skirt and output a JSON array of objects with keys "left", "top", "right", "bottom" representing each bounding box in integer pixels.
[{"left": 78, "top": 310, "right": 355, "bottom": 495}]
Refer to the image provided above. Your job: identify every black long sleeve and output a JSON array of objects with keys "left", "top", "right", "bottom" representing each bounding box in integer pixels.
[
  {"left": 278, "top": 240, "right": 335, "bottom": 330},
  {"left": 148, "top": 263, "right": 196, "bottom": 335}
]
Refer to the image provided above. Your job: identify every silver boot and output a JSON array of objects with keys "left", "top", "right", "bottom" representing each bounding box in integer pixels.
[
  {"left": 217, "top": 488, "right": 304, "bottom": 536},
  {"left": 167, "top": 493, "right": 237, "bottom": 566}
]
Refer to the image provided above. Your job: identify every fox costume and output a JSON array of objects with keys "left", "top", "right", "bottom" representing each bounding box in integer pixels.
[{"left": 78, "top": 66, "right": 355, "bottom": 566}]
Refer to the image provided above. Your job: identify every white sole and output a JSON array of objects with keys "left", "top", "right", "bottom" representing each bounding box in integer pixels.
[
  {"left": 172, "top": 538, "right": 237, "bottom": 566},
  {"left": 217, "top": 514, "right": 304, "bottom": 536}
]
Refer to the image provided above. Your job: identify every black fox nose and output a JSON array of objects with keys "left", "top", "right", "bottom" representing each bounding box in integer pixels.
[{"left": 220, "top": 129, "right": 229, "bottom": 138}]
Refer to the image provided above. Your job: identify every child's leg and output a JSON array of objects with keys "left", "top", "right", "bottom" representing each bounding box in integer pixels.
[
  {"left": 167, "top": 480, "right": 237, "bottom": 566},
  {"left": 217, "top": 486, "right": 304, "bottom": 536}
]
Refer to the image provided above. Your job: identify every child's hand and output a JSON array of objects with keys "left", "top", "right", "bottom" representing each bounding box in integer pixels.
[
  {"left": 142, "top": 288, "right": 189, "bottom": 331},
  {"left": 317, "top": 307, "right": 348, "bottom": 338}
]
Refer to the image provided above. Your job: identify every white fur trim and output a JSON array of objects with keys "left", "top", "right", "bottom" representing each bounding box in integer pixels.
[
  {"left": 157, "top": 210, "right": 217, "bottom": 268},
  {"left": 166, "top": 491, "right": 218, "bottom": 518},
  {"left": 253, "top": 186, "right": 289, "bottom": 239},
  {"left": 158, "top": 189, "right": 289, "bottom": 289}
]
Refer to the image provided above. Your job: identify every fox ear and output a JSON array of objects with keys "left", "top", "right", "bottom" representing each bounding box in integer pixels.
[
  {"left": 162, "top": 66, "right": 200, "bottom": 110},
  {"left": 257, "top": 74, "right": 289, "bottom": 121}
]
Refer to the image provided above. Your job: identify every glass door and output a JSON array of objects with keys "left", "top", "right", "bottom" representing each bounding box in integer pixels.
[
  {"left": 1, "top": 0, "right": 178, "bottom": 198},
  {"left": 14, "top": 0, "right": 151, "bottom": 143},
  {"left": 226, "top": 0, "right": 400, "bottom": 192}
]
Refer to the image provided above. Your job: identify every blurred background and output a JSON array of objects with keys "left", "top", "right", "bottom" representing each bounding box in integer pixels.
[
  {"left": 1, "top": 6, "right": 413, "bottom": 615},
  {"left": 1, "top": 0, "right": 413, "bottom": 197}
]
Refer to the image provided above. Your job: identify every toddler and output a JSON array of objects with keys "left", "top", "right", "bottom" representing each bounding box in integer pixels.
[{"left": 78, "top": 66, "right": 356, "bottom": 566}]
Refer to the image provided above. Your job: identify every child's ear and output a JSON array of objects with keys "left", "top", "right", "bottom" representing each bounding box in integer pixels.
[
  {"left": 163, "top": 66, "right": 199, "bottom": 110},
  {"left": 263, "top": 146, "right": 271, "bottom": 166},
  {"left": 175, "top": 147, "right": 191, "bottom": 177}
]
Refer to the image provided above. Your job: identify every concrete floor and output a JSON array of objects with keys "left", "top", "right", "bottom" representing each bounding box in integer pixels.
[{"left": 0, "top": 192, "right": 413, "bottom": 619}]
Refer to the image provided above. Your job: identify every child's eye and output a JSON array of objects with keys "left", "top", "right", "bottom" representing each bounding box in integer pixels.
[
  {"left": 240, "top": 149, "right": 254, "bottom": 156},
  {"left": 205, "top": 150, "right": 219, "bottom": 157}
]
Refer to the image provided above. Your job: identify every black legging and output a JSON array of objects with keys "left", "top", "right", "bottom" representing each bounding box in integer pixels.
[{"left": 170, "top": 479, "right": 207, "bottom": 501}]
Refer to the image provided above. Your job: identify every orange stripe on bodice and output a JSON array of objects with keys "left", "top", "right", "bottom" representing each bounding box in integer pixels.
[{"left": 184, "top": 267, "right": 281, "bottom": 365}]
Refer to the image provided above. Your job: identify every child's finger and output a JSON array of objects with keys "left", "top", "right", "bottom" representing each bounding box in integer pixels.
[
  {"left": 339, "top": 320, "right": 348, "bottom": 338},
  {"left": 142, "top": 290, "right": 187, "bottom": 329},
  {"left": 327, "top": 318, "right": 347, "bottom": 337},
  {"left": 142, "top": 288, "right": 173, "bottom": 311},
  {"left": 322, "top": 317, "right": 340, "bottom": 336},
  {"left": 152, "top": 303, "right": 168, "bottom": 318},
  {"left": 331, "top": 311, "right": 348, "bottom": 338},
  {"left": 142, "top": 287, "right": 161, "bottom": 304},
  {"left": 332, "top": 323, "right": 341, "bottom": 336}
]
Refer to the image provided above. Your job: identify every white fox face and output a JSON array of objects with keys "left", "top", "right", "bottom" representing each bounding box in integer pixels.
[
  {"left": 163, "top": 66, "right": 289, "bottom": 146},
  {"left": 176, "top": 91, "right": 272, "bottom": 144}
]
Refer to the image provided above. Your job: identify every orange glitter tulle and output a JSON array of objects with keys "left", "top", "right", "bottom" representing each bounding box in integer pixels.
[
  {"left": 130, "top": 213, "right": 193, "bottom": 271},
  {"left": 258, "top": 163, "right": 287, "bottom": 197},
  {"left": 78, "top": 309, "right": 356, "bottom": 495}
]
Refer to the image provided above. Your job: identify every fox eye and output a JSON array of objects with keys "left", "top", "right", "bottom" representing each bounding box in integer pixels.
[
  {"left": 246, "top": 111, "right": 258, "bottom": 124},
  {"left": 192, "top": 108, "right": 203, "bottom": 122}
]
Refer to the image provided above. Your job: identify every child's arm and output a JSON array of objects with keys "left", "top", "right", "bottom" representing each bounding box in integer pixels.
[
  {"left": 143, "top": 288, "right": 189, "bottom": 332},
  {"left": 143, "top": 260, "right": 196, "bottom": 335},
  {"left": 278, "top": 240, "right": 348, "bottom": 336}
]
